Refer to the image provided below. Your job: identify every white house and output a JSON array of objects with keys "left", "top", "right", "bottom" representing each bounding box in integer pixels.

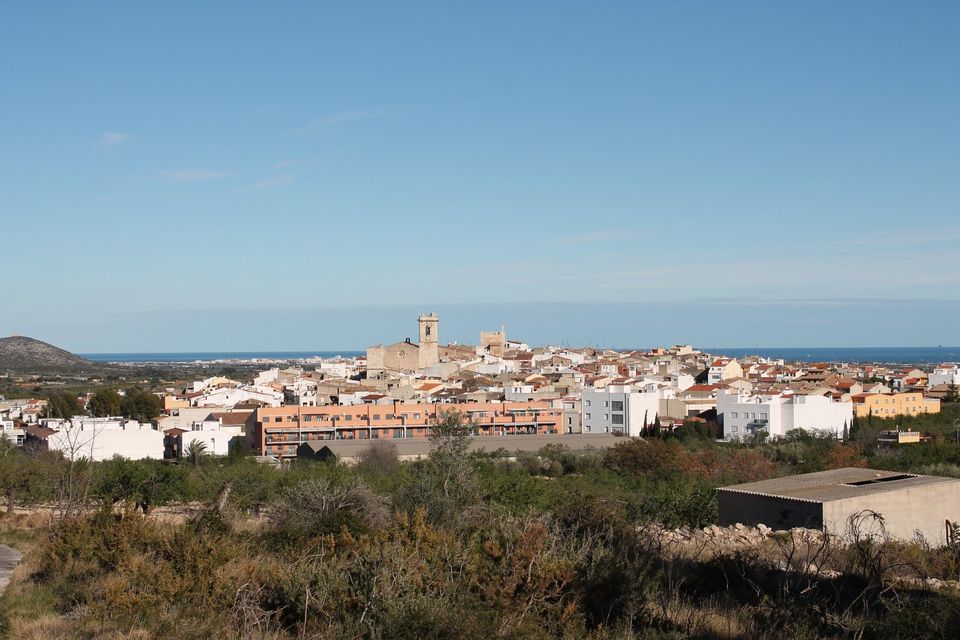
[
  {"left": 45, "top": 417, "right": 164, "bottom": 461},
  {"left": 0, "top": 418, "right": 25, "bottom": 447},
  {"left": 192, "top": 385, "right": 281, "bottom": 408},
  {"left": 718, "top": 391, "right": 853, "bottom": 441},
  {"left": 581, "top": 384, "right": 662, "bottom": 436},
  {"left": 180, "top": 429, "right": 233, "bottom": 457},
  {"left": 930, "top": 363, "right": 960, "bottom": 387},
  {"left": 505, "top": 384, "right": 536, "bottom": 402}
]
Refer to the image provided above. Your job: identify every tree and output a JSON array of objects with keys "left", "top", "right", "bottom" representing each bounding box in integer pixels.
[
  {"left": 945, "top": 383, "right": 959, "bottom": 404},
  {"left": 119, "top": 387, "right": 162, "bottom": 422},
  {"left": 0, "top": 439, "right": 35, "bottom": 516},
  {"left": 357, "top": 440, "right": 400, "bottom": 475},
  {"left": 43, "top": 391, "right": 83, "bottom": 419},
  {"left": 185, "top": 440, "right": 208, "bottom": 467},
  {"left": 89, "top": 389, "right": 122, "bottom": 417},
  {"left": 398, "top": 410, "right": 480, "bottom": 523}
]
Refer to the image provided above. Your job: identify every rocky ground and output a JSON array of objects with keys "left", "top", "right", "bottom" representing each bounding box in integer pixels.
[
  {"left": 644, "top": 522, "right": 960, "bottom": 591},
  {"left": 0, "top": 544, "right": 23, "bottom": 595}
]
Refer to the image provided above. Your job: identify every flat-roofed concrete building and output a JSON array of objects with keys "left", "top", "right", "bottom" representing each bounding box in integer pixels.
[
  {"left": 297, "top": 432, "right": 618, "bottom": 464},
  {"left": 718, "top": 468, "right": 960, "bottom": 544}
]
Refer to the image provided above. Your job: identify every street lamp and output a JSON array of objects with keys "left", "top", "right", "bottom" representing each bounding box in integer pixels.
[{"left": 954, "top": 418, "right": 960, "bottom": 446}]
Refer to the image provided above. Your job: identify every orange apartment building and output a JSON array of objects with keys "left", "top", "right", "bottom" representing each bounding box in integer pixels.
[
  {"left": 253, "top": 401, "right": 562, "bottom": 459},
  {"left": 851, "top": 391, "right": 941, "bottom": 419}
]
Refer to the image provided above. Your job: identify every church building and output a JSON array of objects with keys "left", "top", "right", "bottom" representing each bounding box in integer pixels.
[{"left": 366, "top": 313, "right": 440, "bottom": 374}]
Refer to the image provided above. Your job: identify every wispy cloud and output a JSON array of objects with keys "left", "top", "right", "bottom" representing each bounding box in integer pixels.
[
  {"left": 158, "top": 169, "right": 239, "bottom": 183},
  {"left": 542, "top": 230, "right": 632, "bottom": 246},
  {"left": 98, "top": 132, "right": 133, "bottom": 146},
  {"left": 91, "top": 191, "right": 187, "bottom": 204},
  {"left": 272, "top": 160, "right": 298, "bottom": 169},
  {"left": 297, "top": 108, "right": 388, "bottom": 134},
  {"left": 242, "top": 174, "right": 296, "bottom": 192}
]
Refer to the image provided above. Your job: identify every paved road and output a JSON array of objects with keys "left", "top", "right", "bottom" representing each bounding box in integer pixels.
[{"left": 0, "top": 545, "right": 22, "bottom": 595}]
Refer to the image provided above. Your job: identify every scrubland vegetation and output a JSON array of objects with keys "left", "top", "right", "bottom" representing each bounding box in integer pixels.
[{"left": 0, "top": 408, "right": 958, "bottom": 638}]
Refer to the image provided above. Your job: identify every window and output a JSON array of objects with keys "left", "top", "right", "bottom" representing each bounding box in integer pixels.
[
  {"left": 731, "top": 426, "right": 739, "bottom": 432},
  {"left": 585, "top": 413, "right": 591, "bottom": 419},
  {"left": 611, "top": 400, "right": 624, "bottom": 411},
  {"left": 612, "top": 414, "right": 624, "bottom": 425},
  {"left": 760, "top": 413, "right": 767, "bottom": 419},
  {"left": 604, "top": 401, "right": 609, "bottom": 407},
  {"left": 730, "top": 412, "right": 738, "bottom": 418},
  {"left": 373, "top": 414, "right": 380, "bottom": 420},
  {"left": 585, "top": 400, "right": 591, "bottom": 407}
]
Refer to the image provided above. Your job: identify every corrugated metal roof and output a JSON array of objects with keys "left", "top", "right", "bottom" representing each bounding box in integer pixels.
[{"left": 719, "top": 467, "right": 960, "bottom": 503}]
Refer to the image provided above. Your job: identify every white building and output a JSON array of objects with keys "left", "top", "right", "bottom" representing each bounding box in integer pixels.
[
  {"left": 718, "top": 391, "right": 853, "bottom": 441},
  {"left": 179, "top": 429, "right": 233, "bottom": 457},
  {"left": 505, "top": 384, "right": 536, "bottom": 402},
  {"left": 45, "top": 416, "right": 164, "bottom": 461},
  {"left": 253, "top": 368, "right": 280, "bottom": 386},
  {"left": 192, "top": 385, "right": 281, "bottom": 408},
  {"left": 0, "top": 418, "right": 25, "bottom": 447},
  {"left": 930, "top": 363, "right": 960, "bottom": 387},
  {"left": 284, "top": 380, "right": 319, "bottom": 406},
  {"left": 581, "top": 385, "right": 662, "bottom": 436},
  {"left": 317, "top": 360, "right": 358, "bottom": 379}
]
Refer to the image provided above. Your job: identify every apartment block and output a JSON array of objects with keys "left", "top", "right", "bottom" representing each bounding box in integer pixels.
[
  {"left": 851, "top": 392, "right": 940, "bottom": 418},
  {"left": 718, "top": 390, "right": 853, "bottom": 440},
  {"left": 581, "top": 385, "right": 660, "bottom": 436},
  {"left": 254, "top": 401, "right": 562, "bottom": 459}
]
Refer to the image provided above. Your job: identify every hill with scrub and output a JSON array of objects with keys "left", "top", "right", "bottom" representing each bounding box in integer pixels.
[{"left": 0, "top": 336, "right": 95, "bottom": 373}]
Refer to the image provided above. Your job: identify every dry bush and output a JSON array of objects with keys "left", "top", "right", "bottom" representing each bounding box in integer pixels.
[
  {"left": 357, "top": 440, "right": 400, "bottom": 475},
  {"left": 270, "top": 478, "right": 391, "bottom": 536}
]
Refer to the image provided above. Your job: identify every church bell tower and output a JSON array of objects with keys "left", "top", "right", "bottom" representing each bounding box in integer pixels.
[{"left": 417, "top": 313, "right": 439, "bottom": 369}]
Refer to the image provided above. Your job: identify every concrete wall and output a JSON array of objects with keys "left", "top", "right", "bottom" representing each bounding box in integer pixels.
[
  {"left": 718, "top": 491, "right": 823, "bottom": 530},
  {"left": 49, "top": 426, "right": 164, "bottom": 461},
  {"left": 181, "top": 430, "right": 234, "bottom": 457},
  {"left": 822, "top": 482, "right": 960, "bottom": 544}
]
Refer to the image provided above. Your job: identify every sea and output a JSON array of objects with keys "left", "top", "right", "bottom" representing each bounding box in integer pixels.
[
  {"left": 80, "top": 347, "right": 960, "bottom": 365},
  {"left": 699, "top": 347, "right": 960, "bottom": 365},
  {"left": 81, "top": 351, "right": 365, "bottom": 363}
]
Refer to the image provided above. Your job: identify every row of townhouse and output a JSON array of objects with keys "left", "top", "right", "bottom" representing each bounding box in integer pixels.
[{"left": 253, "top": 400, "right": 563, "bottom": 459}]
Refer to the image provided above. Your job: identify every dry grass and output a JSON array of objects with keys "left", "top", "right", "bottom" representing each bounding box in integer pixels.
[
  {"left": 648, "top": 594, "right": 746, "bottom": 638},
  {"left": 5, "top": 614, "right": 75, "bottom": 640}
]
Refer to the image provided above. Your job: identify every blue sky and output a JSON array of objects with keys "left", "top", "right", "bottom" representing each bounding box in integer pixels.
[{"left": 2, "top": 1, "right": 958, "bottom": 351}]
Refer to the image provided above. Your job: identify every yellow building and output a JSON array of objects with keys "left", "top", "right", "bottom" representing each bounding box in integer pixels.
[{"left": 851, "top": 392, "right": 940, "bottom": 418}]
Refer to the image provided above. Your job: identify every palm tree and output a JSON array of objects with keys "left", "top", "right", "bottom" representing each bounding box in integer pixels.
[{"left": 185, "top": 439, "right": 208, "bottom": 467}]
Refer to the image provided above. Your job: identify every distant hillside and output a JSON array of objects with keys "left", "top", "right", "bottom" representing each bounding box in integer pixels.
[{"left": 0, "top": 336, "right": 95, "bottom": 372}]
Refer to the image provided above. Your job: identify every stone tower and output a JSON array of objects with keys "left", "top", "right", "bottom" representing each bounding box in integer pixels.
[{"left": 418, "top": 313, "right": 439, "bottom": 369}]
